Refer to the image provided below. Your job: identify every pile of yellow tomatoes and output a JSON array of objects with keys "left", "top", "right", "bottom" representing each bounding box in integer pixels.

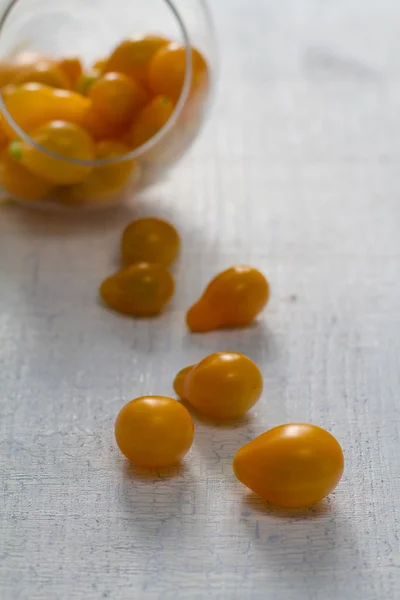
[{"left": 0, "top": 35, "right": 208, "bottom": 204}]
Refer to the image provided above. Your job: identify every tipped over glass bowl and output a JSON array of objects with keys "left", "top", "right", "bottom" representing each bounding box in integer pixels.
[{"left": 0, "top": 0, "right": 216, "bottom": 209}]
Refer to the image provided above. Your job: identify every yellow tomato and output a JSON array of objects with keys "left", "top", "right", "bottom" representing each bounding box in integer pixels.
[
  {"left": 0, "top": 60, "right": 23, "bottom": 88},
  {"left": 130, "top": 95, "right": 174, "bottom": 149},
  {"left": 58, "top": 57, "right": 83, "bottom": 88},
  {"left": 104, "top": 35, "right": 170, "bottom": 85},
  {"left": 0, "top": 53, "right": 45, "bottom": 87},
  {"left": 115, "top": 396, "right": 194, "bottom": 468},
  {"left": 121, "top": 217, "right": 180, "bottom": 266},
  {"left": 62, "top": 140, "right": 136, "bottom": 203},
  {"left": 0, "top": 115, "right": 9, "bottom": 151},
  {"left": 9, "top": 120, "right": 95, "bottom": 184},
  {"left": 173, "top": 366, "right": 194, "bottom": 400},
  {"left": 100, "top": 262, "right": 174, "bottom": 317},
  {"left": 0, "top": 83, "right": 90, "bottom": 139},
  {"left": 12, "top": 60, "right": 71, "bottom": 89},
  {"left": 233, "top": 424, "right": 344, "bottom": 507},
  {"left": 148, "top": 43, "right": 208, "bottom": 102},
  {"left": 186, "top": 266, "right": 270, "bottom": 332},
  {"left": 0, "top": 149, "right": 53, "bottom": 201},
  {"left": 81, "top": 103, "right": 124, "bottom": 141},
  {"left": 174, "top": 352, "right": 263, "bottom": 420},
  {"left": 89, "top": 72, "right": 148, "bottom": 126}
]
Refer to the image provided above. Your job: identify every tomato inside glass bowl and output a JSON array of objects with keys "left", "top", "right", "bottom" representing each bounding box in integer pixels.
[{"left": 0, "top": 0, "right": 216, "bottom": 209}]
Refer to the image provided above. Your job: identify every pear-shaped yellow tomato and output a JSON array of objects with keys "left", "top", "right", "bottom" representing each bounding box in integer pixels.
[
  {"left": 174, "top": 352, "right": 263, "bottom": 420},
  {"left": 61, "top": 140, "right": 136, "bottom": 204},
  {"left": 115, "top": 396, "right": 194, "bottom": 468},
  {"left": 0, "top": 83, "right": 90, "bottom": 138},
  {"left": 148, "top": 43, "right": 208, "bottom": 102},
  {"left": 57, "top": 57, "right": 83, "bottom": 88},
  {"left": 104, "top": 35, "right": 170, "bottom": 86},
  {"left": 9, "top": 120, "right": 95, "bottom": 184},
  {"left": 0, "top": 149, "right": 53, "bottom": 201},
  {"left": 89, "top": 72, "right": 148, "bottom": 127},
  {"left": 233, "top": 423, "right": 344, "bottom": 508},
  {"left": 121, "top": 217, "right": 180, "bottom": 266},
  {"left": 0, "top": 52, "right": 45, "bottom": 88},
  {"left": 81, "top": 103, "right": 124, "bottom": 141},
  {"left": 186, "top": 266, "right": 270, "bottom": 332},
  {"left": 12, "top": 60, "right": 71, "bottom": 89},
  {"left": 130, "top": 95, "right": 174, "bottom": 149},
  {"left": 100, "top": 262, "right": 174, "bottom": 317},
  {"left": 0, "top": 60, "right": 25, "bottom": 88}
]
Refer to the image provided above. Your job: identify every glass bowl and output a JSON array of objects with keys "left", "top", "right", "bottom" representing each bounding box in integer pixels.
[{"left": 0, "top": 0, "right": 216, "bottom": 209}]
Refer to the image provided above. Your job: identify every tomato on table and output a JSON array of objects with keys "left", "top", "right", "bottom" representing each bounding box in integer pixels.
[
  {"left": 121, "top": 217, "right": 180, "bottom": 266},
  {"left": 186, "top": 266, "right": 270, "bottom": 332},
  {"left": 233, "top": 423, "right": 344, "bottom": 507},
  {"left": 174, "top": 352, "right": 263, "bottom": 421},
  {"left": 100, "top": 262, "right": 174, "bottom": 317},
  {"left": 115, "top": 396, "right": 194, "bottom": 468}
]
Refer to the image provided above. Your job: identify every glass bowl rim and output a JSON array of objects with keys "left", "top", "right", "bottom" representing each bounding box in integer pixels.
[{"left": 0, "top": 0, "right": 195, "bottom": 167}]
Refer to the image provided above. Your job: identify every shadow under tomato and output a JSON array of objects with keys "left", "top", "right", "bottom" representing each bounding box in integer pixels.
[
  {"left": 96, "top": 294, "right": 172, "bottom": 321},
  {"left": 118, "top": 454, "right": 201, "bottom": 539},
  {"left": 122, "top": 459, "right": 188, "bottom": 481},
  {"left": 237, "top": 485, "right": 358, "bottom": 596},
  {"left": 241, "top": 491, "right": 334, "bottom": 519},
  {"left": 179, "top": 397, "right": 256, "bottom": 429}
]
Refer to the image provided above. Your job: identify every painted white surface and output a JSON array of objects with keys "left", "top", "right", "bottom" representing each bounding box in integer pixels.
[{"left": 1, "top": 1, "right": 400, "bottom": 598}]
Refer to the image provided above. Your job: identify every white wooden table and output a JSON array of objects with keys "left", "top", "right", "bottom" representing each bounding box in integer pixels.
[{"left": 1, "top": 1, "right": 400, "bottom": 598}]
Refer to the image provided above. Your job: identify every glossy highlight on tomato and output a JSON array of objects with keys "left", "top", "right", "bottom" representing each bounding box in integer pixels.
[
  {"left": 12, "top": 60, "right": 71, "bottom": 89},
  {"left": 0, "top": 83, "right": 90, "bottom": 139},
  {"left": 174, "top": 352, "right": 263, "bottom": 420},
  {"left": 89, "top": 72, "right": 147, "bottom": 126},
  {"left": 233, "top": 423, "right": 344, "bottom": 507},
  {"left": 186, "top": 266, "right": 270, "bottom": 332},
  {"left": 115, "top": 396, "right": 194, "bottom": 468},
  {"left": 104, "top": 35, "right": 170, "bottom": 85},
  {"left": 9, "top": 120, "right": 95, "bottom": 184}
]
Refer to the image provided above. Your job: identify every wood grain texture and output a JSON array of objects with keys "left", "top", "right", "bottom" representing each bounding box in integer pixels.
[{"left": 1, "top": 0, "right": 400, "bottom": 598}]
